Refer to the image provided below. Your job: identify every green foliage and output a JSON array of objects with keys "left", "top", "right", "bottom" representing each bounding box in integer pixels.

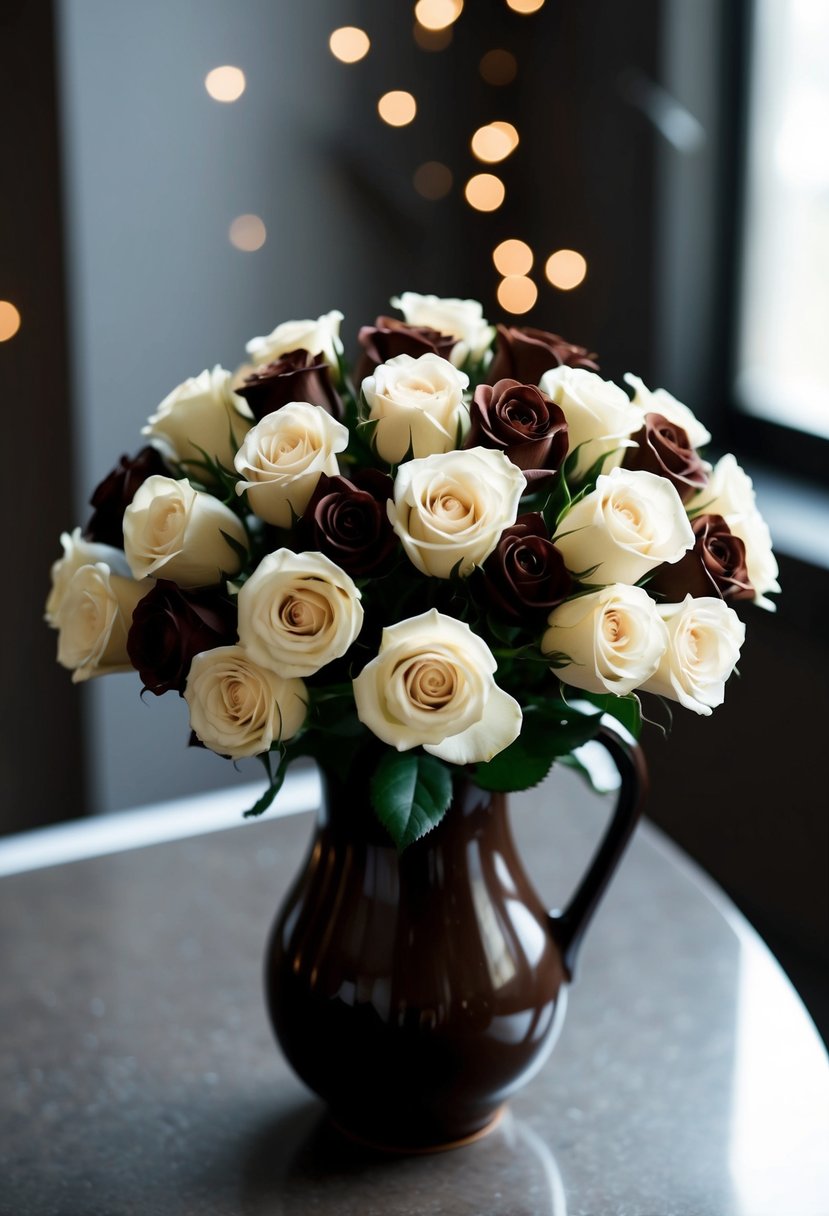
[
  {"left": 370, "top": 752, "right": 453, "bottom": 850},
  {"left": 573, "top": 690, "right": 643, "bottom": 739},
  {"left": 474, "top": 698, "right": 603, "bottom": 792}
]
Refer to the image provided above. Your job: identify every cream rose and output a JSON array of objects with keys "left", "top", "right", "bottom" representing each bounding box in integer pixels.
[
  {"left": 234, "top": 402, "right": 349, "bottom": 528},
  {"left": 353, "top": 609, "right": 522, "bottom": 765},
  {"left": 45, "top": 527, "right": 132, "bottom": 626},
  {"left": 554, "top": 466, "right": 694, "bottom": 585},
  {"left": 686, "top": 454, "right": 780, "bottom": 610},
  {"left": 641, "top": 595, "right": 745, "bottom": 715},
  {"left": 362, "top": 352, "right": 470, "bottom": 464},
  {"left": 142, "top": 365, "right": 253, "bottom": 468},
  {"left": 389, "top": 447, "right": 525, "bottom": 578},
  {"left": 391, "top": 293, "right": 495, "bottom": 367},
  {"left": 237, "top": 549, "right": 363, "bottom": 678},
  {"left": 623, "top": 373, "right": 711, "bottom": 449},
  {"left": 539, "top": 366, "right": 644, "bottom": 479},
  {"left": 123, "top": 476, "right": 247, "bottom": 587},
  {"left": 245, "top": 310, "right": 344, "bottom": 371},
  {"left": 542, "top": 584, "right": 668, "bottom": 696},
  {"left": 56, "top": 562, "right": 148, "bottom": 683},
  {"left": 185, "top": 644, "right": 307, "bottom": 759}
]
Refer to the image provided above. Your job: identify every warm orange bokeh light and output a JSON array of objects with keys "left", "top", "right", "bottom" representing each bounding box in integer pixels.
[
  {"left": 471, "top": 121, "right": 519, "bottom": 163},
  {"left": 506, "top": 0, "right": 545, "bottom": 12},
  {"left": 329, "top": 27, "right": 371, "bottom": 63},
  {"left": 414, "top": 0, "right": 463, "bottom": 31},
  {"left": 465, "top": 173, "right": 506, "bottom": 211},
  {"left": 497, "top": 276, "right": 538, "bottom": 314},
  {"left": 229, "top": 215, "right": 267, "bottom": 252},
  {"left": 479, "top": 49, "right": 517, "bottom": 85},
  {"left": 204, "top": 66, "right": 246, "bottom": 102},
  {"left": 378, "top": 91, "right": 417, "bottom": 126},
  {"left": 0, "top": 301, "right": 21, "bottom": 342},
  {"left": 493, "top": 239, "right": 533, "bottom": 276},
  {"left": 545, "top": 249, "right": 588, "bottom": 290}
]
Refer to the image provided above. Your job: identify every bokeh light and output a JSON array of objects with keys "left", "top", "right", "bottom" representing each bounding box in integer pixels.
[
  {"left": 329, "top": 27, "right": 371, "bottom": 63},
  {"left": 229, "top": 215, "right": 267, "bottom": 252},
  {"left": 497, "top": 276, "right": 538, "bottom": 313},
  {"left": 413, "top": 22, "right": 453, "bottom": 50},
  {"left": 506, "top": 0, "right": 545, "bottom": 12},
  {"left": 465, "top": 173, "right": 506, "bottom": 211},
  {"left": 414, "top": 0, "right": 463, "bottom": 30},
  {"left": 413, "top": 161, "right": 454, "bottom": 200},
  {"left": 493, "top": 239, "right": 533, "bottom": 276},
  {"left": 378, "top": 91, "right": 417, "bottom": 126},
  {"left": 545, "top": 248, "right": 588, "bottom": 290},
  {"left": 479, "top": 49, "right": 517, "bottom": 85},
  {"left": 204, "top": 66, "right": 246, "bottom": 102},
  {"left": 0, "top": 301, "right": 21, "bottom": 342},
  {"left": 471, "top": 121, "right": 519, "bottom": 163}
]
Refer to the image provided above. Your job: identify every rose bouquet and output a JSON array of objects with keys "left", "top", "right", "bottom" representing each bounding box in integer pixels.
[{"left": 46, "top": 294, "right": 779, "bottom": 847}]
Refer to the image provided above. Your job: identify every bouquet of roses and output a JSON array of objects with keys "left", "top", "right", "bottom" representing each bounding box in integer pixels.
[{"left": 45, "top": 293, "right": 779, "bottom": 847}]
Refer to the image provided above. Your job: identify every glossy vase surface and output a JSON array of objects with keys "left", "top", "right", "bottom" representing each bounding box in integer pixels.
[{"left": 265, "top": 726, "right": 644, "bottom": 1151}]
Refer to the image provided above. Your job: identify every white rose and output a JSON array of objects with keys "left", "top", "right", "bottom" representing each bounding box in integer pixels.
[
  {"left": 362, "top": 352, "right": 470, "bottom": 464},
  {"left": 686, "top": 454, "right": 780, "bottom": 610},
  {"left": 641, "top": 595, "right": 745, "bottom": 716},
  {"left": 391, "top": 292, "right": 495, "bottom": 367},
  {"left": 56, "top": 562, "right": 148, "bottom": 683},
  {"left": 234, "top": 402, "right": 348, "bottom": 528},
  {"left": 623, "top": 373, "right": 712, "bottom": 449},
  {"left": 45, "top": 527, "right": 132, "bottom": 626},
  {"left": 353, "top": 609, "right": 522, "bottom": 765},
  {"left": 245, "top": 310, "right": 344, "bottom": 371},
  {"left": 553, "top": 466, "right": 694, "bottom": 585},
  {"left": 237, "top": 549, "right": 364, "bottom": 679},
  {"left": 123, "top": 476, "right": 247, "bottom": 587},
  {"left": 185, "top": 644, "right": 307, "bottom": 759},
  {"left": 542, "top": 584, "right": 668, "bottom": 696},
  {"left": 389, "top": 447, "right": 525, "bottom": 578},
  {"left": 539, "top": 365, "right": 644, "bottom": 479},
  {"left": 142, "top": 365, "right": 253, "bottom": 469}
]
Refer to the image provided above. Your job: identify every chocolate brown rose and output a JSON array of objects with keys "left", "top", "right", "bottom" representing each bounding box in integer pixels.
[
  {"left": 237, "top": 350, "right": 343, "bottom": 422},
  {"left": 648, "top": 513, "right": 754, "bottom": 604},
  {"left": 468, "top": 379, "right": 568, "bottom": 487},
  {"left": 356, "top": 316, "right": 457, "bottom": 382},
  {"left": 84, "top": 446, "right": 170, "bottom": 549},
  {"left": 488, "top": 324, "right": 600, "bottom": 385},
  {"left": 296, "top": 470, "right": 397, "bottom": 578},
  {"left": 482, "top": 514, "right": 572, "bottom": 623},
  {"left": 127, "top": 580, "right": 237, "bottom": 695},
  {"left": 623, "top": 412, "right": 708, "bottom": 502}
]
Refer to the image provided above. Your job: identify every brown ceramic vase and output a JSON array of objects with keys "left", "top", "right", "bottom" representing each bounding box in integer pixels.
[{"left": 265, "top": 724, "right": 645, "bottom": 1152}]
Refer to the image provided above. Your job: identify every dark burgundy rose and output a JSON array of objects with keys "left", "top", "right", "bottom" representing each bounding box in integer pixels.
[
  {"left": 623, "top": 412, "right": 708, "bottom": 503},
  {"left": 482, "top": 514, "right": 572, "bottom": 623},
  {"left": 237, "top": 350, "right": 343, "bottom": 422},
  {"left": 468, "top": 379, "right": 569, "bottom": 487},
  {"left": 649, "top": 513, "right": 754, "bottom": 604},
  {"left": 84, "top": 446, "right": 170, "bottom": 549},
  {"left": 127, "top": 581, "right": 237, "bottom": 696},
  {"left": 296, "top": 470, "right": 397, "bottom": 578},
  {"left": 488, "top": 324, "right": 600, "bottom": 384},
  {"left": 355, "top": 316, "right": 457, "bottom": 382}
]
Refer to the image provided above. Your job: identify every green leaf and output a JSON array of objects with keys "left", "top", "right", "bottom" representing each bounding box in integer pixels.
[
  {"left": 577, "top": 690, "right": 643, "bottom": 739},
  {"left": 244, "top": 760, "right": 287, "bottom": 818},
  {"left": 474, "top": 700, "right": 603, "bottom": 793},
  {"left": 370, "top": 752, "right": 453, "bottom": 850}
]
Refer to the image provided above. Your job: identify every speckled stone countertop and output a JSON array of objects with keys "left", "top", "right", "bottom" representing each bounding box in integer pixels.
[{"left": 1, "top": 769, "right": 827, "bottom": 1216}]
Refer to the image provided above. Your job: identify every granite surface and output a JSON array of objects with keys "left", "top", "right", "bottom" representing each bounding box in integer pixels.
[{"left": 1, "top": 769, "right": 827, "bottom": 1216}]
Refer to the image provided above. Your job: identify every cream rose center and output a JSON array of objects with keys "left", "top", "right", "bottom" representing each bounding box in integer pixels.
[
  {"left": 403, "top": 658, "right": 458, "bottom": 710},
  {"left": 279, "top": 591, "right": 331, "bottom": 636}
]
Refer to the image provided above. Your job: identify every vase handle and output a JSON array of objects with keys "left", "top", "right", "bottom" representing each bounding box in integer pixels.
[{"left": 548, "top": 723, "right": 647, "bottom": 980}]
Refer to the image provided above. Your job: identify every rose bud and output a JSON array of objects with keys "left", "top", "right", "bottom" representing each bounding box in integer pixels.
[
  {"left": 355, "top": 315, "right": 456, "bottom": 381},
  {"left": 246, "top": 310, "right": 344, "bottom": 373},
  {"left": 468, "top": 379, "right": 568, "bottom": 487},
  {"left": 391, "top": 293, "right": 495, "bottom": 368},
  {"left": 482, "top": 514, "right": 572, "bottom": 623},
  {"left": 84, "top": 446, "right": 170, "bottom": 549},
  {"left": 648, "top": 514, "right": 754, "bottom": 604},
  {"left": 296, "top": 470, "right": 397, "bottom": 578},
  {"left": 236, "top": 349, "right": 343, "bottom": 423},
  {"left": 488, "top": 324, "right": 599, "bottom": 385},
  {"left": 127, "top": 580, "right": 238, "bottom": 696},
  {"left": 623, "top": 412, "right": 708, "bottom": 502}
]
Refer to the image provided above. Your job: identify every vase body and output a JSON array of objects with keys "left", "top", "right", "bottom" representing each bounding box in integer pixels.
[{"left": 266, "top": 775, "right": 570, "bottom": 1149}]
